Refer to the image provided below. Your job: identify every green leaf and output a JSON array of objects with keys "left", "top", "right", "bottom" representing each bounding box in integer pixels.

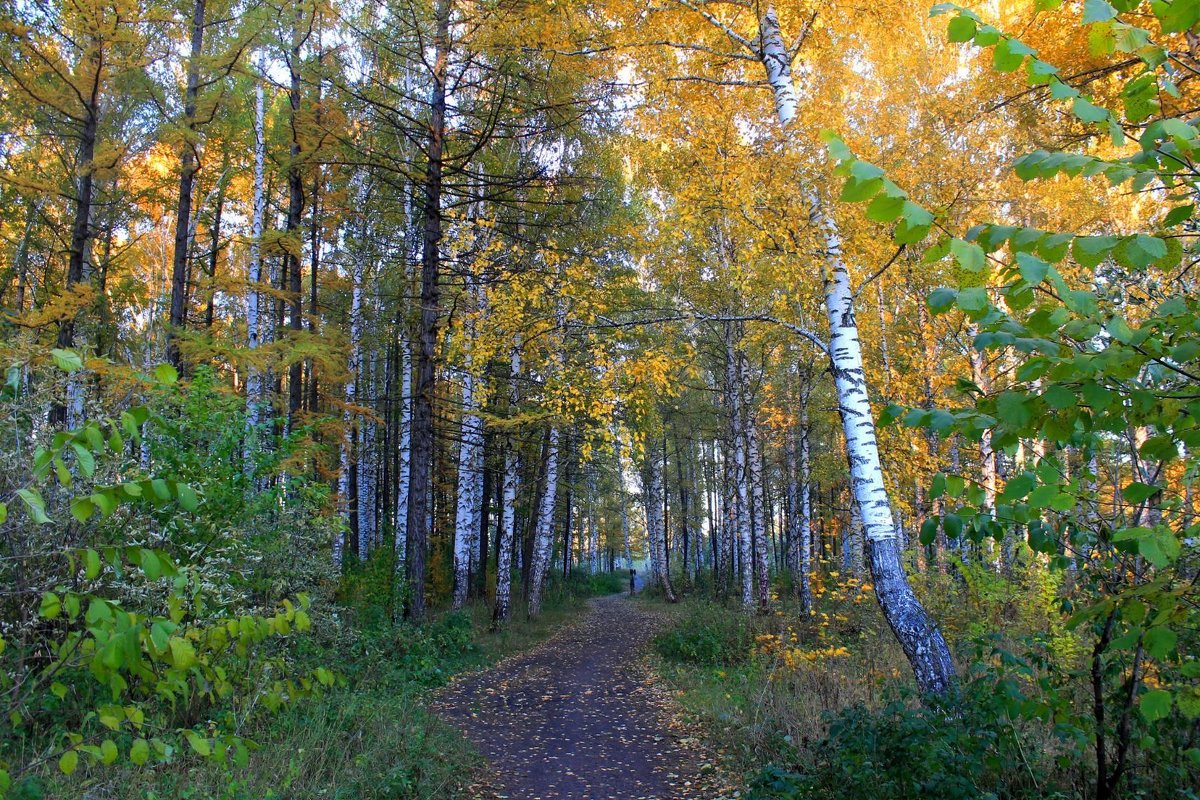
[
  {"left": 130, "top": 738, "right": 150, "bottom": 766},
  {"left": 928, "top": 288, "right": 958, "bottom": 313},
  {"left": 956, "top": 287, "right": 989, "bottom": 313},
  {"left": 1140, "top": 689, "right": 1173, "bottom": 722},
  {"left": 84, "top": 549, "right": 101, "bottom": 579},
  {"left": 59, "top": 750, "right": 79, "bottom": 776},
  {"left": 169, "top": 638, "right": 197, "bottom": 670},
  {"left": 951, "top": 238, "right": 986, "bottom": 272},
  {"left": 70, "top": 497, "right": 96, "bottom": 524},
  {"left": 866, "top": 194, "right": 905, "bottom": 222},
  {"left": 1072, "top": 235, "right": 1118, "bottom": 267},
  {"left": 154, "top": 363, "right": 178, "bottom": 385},
  {"left": 50, "top": 349, "right": 83, "bottom": 372},
  {"left": 1016, "top": 252, "right": 1050, "bottom": 284},
  {"left": 177, "top": 484, "right": 199, "bottom": 512},
  {"left": 947, "top": 15, "right": 977, "bottom": 42},
  {"left": 943, "top": 513, "right": 963, "bottom": 540},
  {"left": 139, "top": 548, "right": 162, "bottom": 581},
  {"left": 1122, "top": 482, "right": 1160, "bottom": 503},
  {"left": 1106, "top": 316, "right": 1135, "bottom": 343},
  {"left": 70, "top": 442, "right": 95, "bottom": 477},
  {"left": 39, "top": 592, "right": 61, "bottom": 620},
  {"left": 1083, "top": 0, "right": 1118, "bottom": 22},
  {"left": 1164, "top": 204, "right": 1195, "bottom": 227},
  {"left": 16, "top": 489, "right": 52, "bottom": 525},
  {"left": 185, "top": 731, "right": 211, "bottom": 757},
  {"left": 997, "top": 391, "right": 1032, "bottom": 427},
  {"left": 1145, "top": 626, "right": 1178, "bottom": 659},
  {"left": 101, "top": 739, "right": 118, "bottom": 765},
  {"left": 993, "top": 38, "right": 1025, "bottom": 72},
  {"left": 1073, "top": 96, "right": 1110, "bottom": 123}
]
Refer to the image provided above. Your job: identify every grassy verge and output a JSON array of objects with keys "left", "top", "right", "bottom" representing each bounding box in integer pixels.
[{"left": 648, "top": 573, "right": 1090, "bottom": 800}]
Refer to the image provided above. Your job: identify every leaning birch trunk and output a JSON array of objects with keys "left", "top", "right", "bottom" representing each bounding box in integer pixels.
[
  {"left": 643, "top": 444, "right": 677, "bottom": 602},
  {"left": 819, "top": 218, "right": 955, "bottom": 694},
  {"left": 244, "top": 71, "right": 267, "bottom": 468},
  {"left": 452, "top": 290, "right": 485, "bottom": 608},
  {"left": 492, "top": 345, "right": 521, "bottom": 625},
  {"left": 699, "top": 0, "right": 958, "bottom": 694}
]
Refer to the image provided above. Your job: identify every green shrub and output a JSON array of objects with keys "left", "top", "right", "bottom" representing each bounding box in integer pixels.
[
  {"left": 748, "top": 685, "right": 1066, "bottom": 800},
  {"left": 655, "top": 602, "right": 754, "bottom": 666}
]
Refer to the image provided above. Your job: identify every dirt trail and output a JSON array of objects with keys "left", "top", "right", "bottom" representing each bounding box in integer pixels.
[{"left": 434, "top": 594, "right": 725, "bottom": 799}]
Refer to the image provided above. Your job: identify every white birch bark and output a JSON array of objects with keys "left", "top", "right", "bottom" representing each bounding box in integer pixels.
[
  {"left": 746, "top": 386, "right": 770, "bottom": 608},
  {"left": 643, "top": 443, "right": 677, "bottom": 602},
  {"left": 337, "top": 216, "right": 366, "bottom": 569},
  {"left": 820, "top": 219, "right": 955, "bottom": 693},
  {"left": 613, "top": 427, "right": 633, "bottom": 570},
  {"left": 798, "top": 406, "right": 814, "bottom": 612},
  {"left": 588, "top": 472, "right": 600, "bottom": 573},
  {"left": 358, "top": 349, "right": 377, "bottom": 557},
  {"left": 395, "top": 331, "right": 413, "bottom": 571},
  {"left": 527, "top": 425, "right": 560, "bottom": 619},
  {"left": 493, "top": 344, "right": 521, "bottom": 624},
  {"left": 452, "top": 284, "right": 485, "bottom": 608},
  {"left": 726, "top": 333, "right": 754, "bottom": 607},
  {"left": 245, "top": 70, "right": 266, "bottom": 464}
]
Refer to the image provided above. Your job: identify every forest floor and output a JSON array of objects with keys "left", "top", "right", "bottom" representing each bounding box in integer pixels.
[{"left": 433, "top": 593, "right": 732, "bottom": 799}]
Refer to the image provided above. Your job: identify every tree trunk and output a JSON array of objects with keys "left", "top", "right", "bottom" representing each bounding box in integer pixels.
[
  {"left": 643, "top": 442, "right": 677, "bottom": 602},
  {"left": 167, "top": 0, "right": 207, "bottom": 368},
  {"left": 493, "top": 345, "right": 521, "bottom": 625},
  {"left": 245, "top": 69, "right": 267, "bottom": 462},
  {"left": 405, "top": 0, "right": 451, "bottom": 622}
]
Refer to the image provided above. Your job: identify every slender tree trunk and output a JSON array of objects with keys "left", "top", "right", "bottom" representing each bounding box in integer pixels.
[
  {"left": 285, "top": 12, "right": 305, "bottom": 426},
  {"left": 405, "top": 0, "right": 450, "bottom": 622},
  {"left": 245, "top": 70, "right": 267, "bottom": 461},
  {"left": 527, "top": 425, "right": 561, "bottom": 619},
  {"left": 395, "top": 329, "right": 413, "bottom": 571},
  {"left": 819, "top": 216, "right": 955, "bottom": 694},
  {"left": 167, "top": 0, "right": 207, "bottom": 367},
  {"left": 493, "top": 345, "right": 521, "bottom": 625},
  {"left": 337, "top": 217, "right": 366, "bottom": 568},
  {"left": 643, "top": 442, "right": 677, "bottom": 602},
  {"left": 453, "top": 285, "right": 485, "bottom": 608}
]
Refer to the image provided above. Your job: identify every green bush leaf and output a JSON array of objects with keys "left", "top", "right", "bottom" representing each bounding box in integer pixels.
[{"left": 1140, "top": 689, "right": 1172, "bottom": 722}]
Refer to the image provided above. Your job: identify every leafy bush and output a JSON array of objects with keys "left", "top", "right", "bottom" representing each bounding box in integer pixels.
[
  {"left": 748, "top": 685, "right": 1065, "bottom": 800},
  {"left": 656, "top": 602, "right": 754, "bottom": 666}
]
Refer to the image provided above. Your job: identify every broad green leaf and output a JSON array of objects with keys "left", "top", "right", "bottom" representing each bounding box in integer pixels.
[
  {"left": 1083, "top": 0, "right": 1118, "bottom": 22},
  {"left": 59, "top": 750, "right": 79, "bottom": 776},
  {"left": 130, "top": 738, "right": 150, "bottom": 766},
  {"left": 185, "top": 731, "right": 211, "bottom": 757},
  {"left": 51, "top": 348, "right": 83, "bottom": 372},
  {"left": 17, "top": 489, "right": 52, "bottom": 525},
  {"left": 947, "top": 15, "right": 977, "bottom": 41},
  {"left": 951, "top": 239, "right": 986, "bottom": 272},
  {"left": 956, "top": 287, "right": 989, "bottom": 313},
  {"left": 39, "top": 592, "right": 61, "bottom": 620},
  {"left": 1140, "top": 689, "right": 1172, "bottom": 722},
  {"left": 154, "top": 363, "right": 178, "bottom": 385}
]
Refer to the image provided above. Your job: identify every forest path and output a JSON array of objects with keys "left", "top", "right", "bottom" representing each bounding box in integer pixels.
[{"left": 433, "top": 593, "right": 725, "bottom": 799}]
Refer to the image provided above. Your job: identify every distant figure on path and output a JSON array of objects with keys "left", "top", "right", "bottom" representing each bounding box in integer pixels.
[{"left": 629, "top": 568, "right": 636, "bottom": 596}]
